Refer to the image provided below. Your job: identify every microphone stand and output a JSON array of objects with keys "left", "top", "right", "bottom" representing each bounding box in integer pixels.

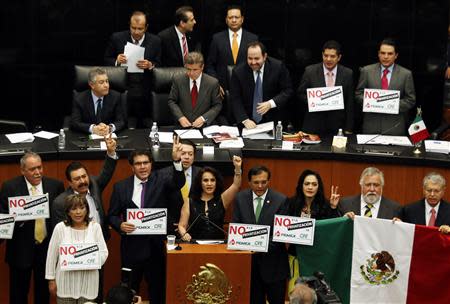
[
  {"left": 359, "top": 121, "right": 402, "bottom": 155},
  {"left": 200, "top": 214, "right": 228, "bottom": 242}
]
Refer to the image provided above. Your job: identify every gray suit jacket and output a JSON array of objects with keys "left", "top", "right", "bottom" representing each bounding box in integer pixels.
[
  {"left": 168, "top": 73, "right": 222, "bottom": 126},
  {"left": 339, "top": 194, "right": 401, "bottom": 219},
  {"left": 355, "top": 63, "right": 415, "bottom": 135}
]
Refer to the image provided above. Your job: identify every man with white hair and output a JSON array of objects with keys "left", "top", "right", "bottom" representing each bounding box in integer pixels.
[{"left": 339, "top": 167, "right": 401, "bottom": 219}]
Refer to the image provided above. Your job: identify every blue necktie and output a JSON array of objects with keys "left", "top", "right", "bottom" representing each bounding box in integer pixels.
[
  {"left": 96, "top": 98, "right": 102, "bottom": 124},
  {"left": 252, "top": 71, "right": 262, "bottom": 123}
]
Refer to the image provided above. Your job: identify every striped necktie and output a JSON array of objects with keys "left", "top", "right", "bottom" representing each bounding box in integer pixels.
[{"left": 364, "top": 203, "right": 374, "bottom": 218}]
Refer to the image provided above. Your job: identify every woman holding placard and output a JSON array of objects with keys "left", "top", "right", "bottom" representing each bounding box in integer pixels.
[{"left": 45, "top": 194, "right": 108, "bottom": 304}]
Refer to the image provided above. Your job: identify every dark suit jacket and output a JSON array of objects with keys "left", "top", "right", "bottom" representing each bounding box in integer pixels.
[
  {"left": 339, "top": 195, "right": 401, "bottom": 219},
  {"left": 298, "top": 63, "right": 354, "bottom": 135},
  {"left": 52, "top": 155, "right": 117, "bottom": 239},
  {"left": 108, "top": 165, "right": 185, "bottom": 265},
  {"left": 205, "top": 29, "right": 258, "bottom": 89},
  {"left": 230, "top": 57, "right": 293, "bottom": 124},
  {"left": 232, "top": 188, "right": 289, "bottom": 283},
  {"left": 104, "top": 30, "right": 161, "bottom": 95},
  {"left": 158, "top": 26, "right": 200, "bottom": 67},
  {"left": 400, "top": 199, "right": 450, "bottom": 226},
  {"left": 355, "top": 63, "right": 416, "bottom": 135},
  {"left": 168, "top": 73, "right": 222, "bottom": 125},
  {"left": 70, "top": 89, "right": 125, "bottom": 133},
  {"left": 0, "top": 176, "right": 64, "bottom": 267}
]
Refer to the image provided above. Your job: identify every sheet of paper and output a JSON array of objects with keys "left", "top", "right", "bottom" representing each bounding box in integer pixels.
[
  {"left": 6, "top": 132, "right": 35, "bottom": 143},
  {"left": 424, "top": 140, "right": 450, "bottom": 154},
  {"left": 33, "top": 131, "right": 59, "bottom": 139},
  {"left": 356, "top": 134, "right": 412, "bottom": 146},
  {"left": 219, "top": 137, "right": 244, "bottom": 148},
  {"left": 175, "top": 129, "right": 204, "bottom": 139},
  {"left": 203, "top": 125, "right": 240, "bottom": 137},
  {"left": 156, "top": 132, "right": 174, "bottom": 143},
  {"left": 123, "top": 42, "right": 145, "bottom": 73},
  {"left": 89, "top": 133, "right": 117, "bottom": 140},
  {"left": 195, "top": 240, "right": 225, "bottom": 244},
  {"left": 242, "top": 121, "right": 274, "bottom": 137}
]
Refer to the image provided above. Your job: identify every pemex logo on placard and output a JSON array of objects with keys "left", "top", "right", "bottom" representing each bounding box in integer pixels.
[{"left": 360, "top": 251, "right": 399, "bottom": 285}]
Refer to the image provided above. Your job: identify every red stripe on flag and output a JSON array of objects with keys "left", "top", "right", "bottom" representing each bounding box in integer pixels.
[{"left": 407, "top": 225, "right": 450, "bottom": 304}]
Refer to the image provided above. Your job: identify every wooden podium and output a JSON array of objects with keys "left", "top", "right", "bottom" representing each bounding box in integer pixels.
[{"left": 166, "top": 243, "right": 252, "bottom": 303}]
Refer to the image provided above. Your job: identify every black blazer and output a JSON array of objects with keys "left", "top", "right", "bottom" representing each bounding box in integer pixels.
[
  {"left": 205, "top": 29, "right": 258, "bottom": 89},
  {"left": 158, "top": 26, "right": 200, "bottom": 67},
  {"left": 230, "top": 57, "right": 293, "bottom": 124},
  {"left": 108, "top": 166, "right": 185, "bottom": 265},
  {"left": 52, "top": 155, "right": 117, "bottom": 239},
  {"left": 0, "top": 176, "right": 64, "bottom": 267},
  {"left": 70, "top": 89, "right": 126, "bottom": 133},
  {"left": 400, "top": 199, "right": 450, "bottom": 226},
  {"left": 231, "top": 188, "right": 289, "bottom": 283},
  {"left": 297, "top": 63, "right": 354, "bottom": 135},
  {"left": 339, "top": 195, "right": 401, "bottom": 220}
]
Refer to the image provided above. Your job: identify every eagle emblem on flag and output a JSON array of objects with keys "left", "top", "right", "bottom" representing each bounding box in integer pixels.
[{"left": 360, "top": 251, "right": 399, "bottom": 285}]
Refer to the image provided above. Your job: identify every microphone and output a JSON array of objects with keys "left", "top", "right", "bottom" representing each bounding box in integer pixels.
[
  {"left": 430, "top": 122, "right": 449, "bottom": 139},
  {"left": 200, "top": 213, "right": 228, "bottom": 241},
  {"left": 358, "top": 121, "right": 402, "bottom": 154},
  {"left": 178, "top": 212, "right": 204, "bottom": 243}
]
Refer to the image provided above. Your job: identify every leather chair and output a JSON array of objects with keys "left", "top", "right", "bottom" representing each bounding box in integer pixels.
[
  {"left": 151, "top": 67, "right": 185, "bottom": 126},
  {"left": 0, "top": 119, "right": 28, "bottom": 133},
  {"left": 224, "top": 65, "right": 236, "bottom": 124},
  {"left": 63, "top": 65, "right": 130, "bottom": 129}
]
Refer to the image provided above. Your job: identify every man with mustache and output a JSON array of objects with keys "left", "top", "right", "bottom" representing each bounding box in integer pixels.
[{"left": 339, "top": 167, "right": 400, "bottom": 219}]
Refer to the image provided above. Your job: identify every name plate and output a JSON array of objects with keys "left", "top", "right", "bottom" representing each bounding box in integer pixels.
[
  {"left": 59, "top": 243, "right": 100, "bottom": 271},
  {"left": 126, "top": 208, "right": 167, "bottom": 235},
  {"left": 0, "top": 214, "right": 16, "bottom": 239},
  {"left": 272, "top": 215, "right": 315, "bottom": 245},
  {"left": 8, "top": 194, "right": 50, "bottom": 221},
  {"left": 363, "top": 88, "right": 400, "bottom": 114},
  {"left": 227, "top": 223, "right": 270, "bottom": 253},
  {"left": 307, "top": 86, "right": 344, "bottom": 112}
]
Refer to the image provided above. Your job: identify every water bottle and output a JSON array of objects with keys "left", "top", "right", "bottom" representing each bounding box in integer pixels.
[
  {"left": 152, "top": 132, "right": 160, "bottom": 149},
  {"left": 275, "top": 121, "right": 283, "bottom": 141},
  {"left": 150, "top": 122, "right": 158, "bottom": 142},
  {"left": 337, "top": 128, "right": 344, "bottom": 137},
  {"left": 58, "top": 129, "right": 66, "bottom": 150}
]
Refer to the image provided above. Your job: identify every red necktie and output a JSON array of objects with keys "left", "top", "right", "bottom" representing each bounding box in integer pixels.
[
  {"left": 182, "top": 35, "right": 188, "bottom": 61},
  {"left": 140, "top": 182, "right": 146, "bottom": 208},
  {"left": 428, "top": 208, "right": 436, "bottom": 227},
  {"left": 381, "top": 69, "right": 389, "bottom": 90},
  {"left": 191, "top": 80, "right": 198, "bottom": 108}
]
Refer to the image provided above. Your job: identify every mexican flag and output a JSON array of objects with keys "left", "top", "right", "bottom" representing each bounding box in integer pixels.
[
  {"left": 296, "top": 217, "right": 450, "bottom": 304},
  {"left": 408, "top": 114, "right": 429, "bottom": 144}
]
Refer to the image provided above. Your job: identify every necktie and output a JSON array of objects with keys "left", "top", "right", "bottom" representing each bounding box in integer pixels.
[
  {"left": 134, "top": 39, "right": 139, "bottom": 45},
  {"left": 255, "top": 197, "right": 263, "bottom": 222},
  {"left": 428, "top": 208, "right": 436, "bottom": 227},
  {"left": 231, "top": 32, "right": 239, "bottom": 64},
  {"left": 96, "top": 98, "right": 102, "bottom": 124},
  {"left": 252, "top": 71, "right": 263, "bottom": 123},
  {"left": 140, "top": 182, "right": 147, "bottom": 208},
  {"left": 32, "top": 186, "right": 46, "bottom": 243},
  {"left": 364, "top": 203, "right": 374, "bottom": 218},
  {"left": 191, "top": 80, "right": 198, "bottom": 108},
  {"left": 180, "top": 171, "right": 189, "bottom": 200},
  {"left": 326, "top": 71, "right": 334, "bottom": 87},
  {"left": 381, "top": 69, "right": 389, "bottom": 90},
  {"left": 182, "top": 35, "right": 188, "bottom": 62}
]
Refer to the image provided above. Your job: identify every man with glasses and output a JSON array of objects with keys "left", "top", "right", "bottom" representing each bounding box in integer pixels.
[{"left": 339, "top": 167, "right": 401, "bottom": 219}]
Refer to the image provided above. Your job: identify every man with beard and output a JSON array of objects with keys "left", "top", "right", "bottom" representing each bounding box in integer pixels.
[{"left": 339, "top": 167, "right": 400, "bottom": 219}]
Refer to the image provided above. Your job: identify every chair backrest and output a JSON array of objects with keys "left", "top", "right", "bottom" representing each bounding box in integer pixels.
[
  {"left": 224, "top": 65, "right": 236, "bottom": 124},
  {"left": 151, "top": 67, "right": 185, "bottom": 126},
  {"left": 0, "top": 119, "right": 28, "bottom": 133}
]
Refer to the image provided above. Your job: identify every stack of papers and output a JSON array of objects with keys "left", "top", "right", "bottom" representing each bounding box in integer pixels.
[
  {"left": 123, "top": 42, "right": 145, "bottom": 73},
  {"left": 90, "top": 133, "right": 118, "bottom": 140},
  {"left": 6, "top": 132, "right": 35, "bottom": 143},
  {"left": 219, "top": 137, "right": 244, "bottom": 148},
  {"left": 175, "top": 129, "right": 204, "bottom": 139},
  {"left": 424, "top": 140, "right": 450, "bottom": 154},
  {"left": 202, "top": 125, "right": 239, "bottom": 138},
  {"left": 356, "top": 135, "right": 412, "bottom": 146},
  {"left": 242, "top": 121, "right": 274, "bottom": 139},
  {"left": 33, "top": 131, "right": 59, "bottom": 139}
]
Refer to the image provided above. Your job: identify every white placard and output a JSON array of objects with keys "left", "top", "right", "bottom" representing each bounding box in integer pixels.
[
  {"left": 362, "top": 88, "right": 400, "bottom": 114},
  {"left": 0, "top": 214, "right": 16, "bottom": 239},
  {"left": 8, "top": 194, "right": 50, "bottom": 221},
  {"left": 126, "top": 208, "right": 167, "bottom": 235},
  {"left": 281, "top": 141, "right": 294, "bottom": 150},
  {"left": 59, "top": 243, "right": 101, "bottom": 271},
  {"left": 272, "top": 215, "right": 315, "bottom": 245},
  {"left": 227, "top": 223, "right": 270, "bottom": 252},
  {"left": 306, "top": 86, "right": 344, "bottom": 112}
]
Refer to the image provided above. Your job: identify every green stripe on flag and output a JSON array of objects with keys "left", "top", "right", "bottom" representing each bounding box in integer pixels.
[{"left": 296, "top": 217, "right": 353, "bottom": 304}]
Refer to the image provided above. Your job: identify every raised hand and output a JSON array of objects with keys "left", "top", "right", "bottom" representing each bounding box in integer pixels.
[
  {"left": 232, "top": 155, "right": 242, "bottom": 169},
  {"left": 329, "top": 185, "right": 340, "bottom": 209},
  {"left": 172, "top": 134, "right": 183, "bottom": 161}
]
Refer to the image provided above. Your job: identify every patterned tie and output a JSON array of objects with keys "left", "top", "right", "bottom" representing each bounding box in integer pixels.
[
  {"left": 134, "top": 39, "right": 139, "bottom": 45},
  {"left": 32, "top": 186, "right": 46, "bottom": 243},
  {"left": 182, "top": 35, "right": 188, "bottom": 62},
  {"left": 252, "top": 71, "right": 263, "bottom": 123},
  {"left": 326, "top": 71, "right": 334, "bottom": 87},
  {"left": 140, "top": 181, "right": 146, "bottom": 208},
  {"left": 191, "top": 80, "right": 198, "bottom": 108},
  {"left": 180, "top": 171, "right": 189, "bottom": 200},
  {"left": 96, "top": 98, "right": 102, "bottom": 124},
  {"left": 428, "top": 208, "right": 436, "bottom": 227},
  {"left": 255, "top": 197, "right": 263, "bottom": 222},
  {"left": 364, "top": 203, "right": 374, "bottom": 218},
  {"left": 231, "top": 32, "right": 239, "bottom": 64},
  {"left": 381, "top": 69, "right": 389, "bottom": 90}
]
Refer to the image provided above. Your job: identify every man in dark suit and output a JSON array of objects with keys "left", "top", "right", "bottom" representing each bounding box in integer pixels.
[
  {"left": 230, "top": 41, "right": 293, "bottom": 129},
  {"left": 298, "top": 40, "right": 354, "bottom": 135},
  {"left": 0, "top": 152, "right": 64, "bottom": 304},
  {"left": 70, "top": 67, "right": 126, "bottom": 135},
  {"left": 158, "top": 6, "right": 200, "bottom": 67},
  {"left": 400, "top": 172, "right": 450, "bottom": 232},
  {"left": 232, "top": 166, "right": 289, "bottom": 304},
  {"left": 339, "top": 167, "right": 401, "bottom": 220},
  {"left": 168, "top": 52, "right": 223, "bottom": 127},
  {"left": 205, "top": 5, "right": 258, "bottom": 91},
  {"left": 104, "top": 11, "right": 161, "bottom": 128},
  {"left": 107, "top": 139, "right": 185, "bottom": 304},
  {"left": 355, "top": 38, "right": 416, "bottom": 135}
]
